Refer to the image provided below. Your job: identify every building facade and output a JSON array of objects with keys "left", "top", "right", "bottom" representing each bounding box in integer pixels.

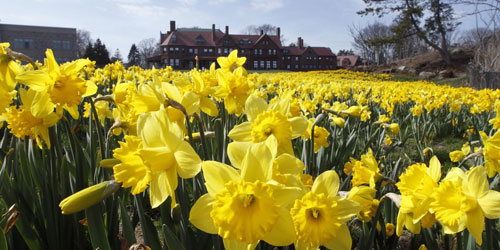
[
  {"left": 0, "top": 23, "right": 77, "bottom": 63},
  {"left": 158, "top": 21, "right": 336, "bottom": 71}
]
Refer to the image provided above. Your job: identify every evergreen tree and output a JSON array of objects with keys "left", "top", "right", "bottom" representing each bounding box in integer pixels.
[
  {"left": 83, "top": 42, "right": 94, "bottom": 59},
  {"left": 111, "top": 48, "right": 123, "bottom": 63},
  {"left": 93, "top": 38, "right": 111, "bottom": 67},
  {"left": 127, "top": 44, "right": 141, "bottom": 67}
]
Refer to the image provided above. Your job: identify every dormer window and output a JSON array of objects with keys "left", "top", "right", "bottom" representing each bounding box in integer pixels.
[
  {"left": 195, "top": 35, "right": 206, "bottom": 44},
  {"left": 171, "top": 34, "right": 177, "bottom": 43}
]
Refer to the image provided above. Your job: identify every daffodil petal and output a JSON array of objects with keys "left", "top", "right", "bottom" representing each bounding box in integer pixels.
[
  {"left": 263, "top": 207, "right": 295, "bottom": 246},
  {"left": 290, "top": 116, "right": 308, "bottom": 138},
  {"left": 464, "top": 166, "right": 488, "bottom": 199},
  {"left": 189, "top": 194, "right": 217, "bottom": 234},
  {"left": 324, "top": 224, "right": 352, "bottom": 250},
  {"left": 479, "top": 190, "right": 500, "bottom": 218},
  {"left": 222, "top": 239, "right": 258, "bottom": 250},
  {"left": 174, "top": 141, "right": 202, "bottom": 179},
  {"left": 467, "top": 208, "right": 484, "bottom": 245},
  {"left": 245, "top": 95, "right": 267, "bottom": 122},
  {"left": 312, "top": 170, "right": 340, "bottom": 198},
  {"left": 228, "top": 122, "right": 252, "bottom": 142},
  {"left": 202, "top": 161, "right": 240, "bottom": 196},
  {"left": 200, "top": 97, "right": 218, "bottom": 116},
  {"left": 428, "top": 155, "right": 441, "bottom": 183},
  {"left": 149, "top": 169, "right": 177, "bottom": 208},
  {"left": 241, "top": 142, "right": 272, "bottom": 182},
  {"left": 227, "top": 141, "right": 252, "bottom": 169}
]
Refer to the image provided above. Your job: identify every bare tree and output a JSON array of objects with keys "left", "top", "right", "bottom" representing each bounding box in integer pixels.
[
  {"left": 137, "top": 38, "right": 159, "bottom": 68},
  {"left": 241, "top": 24, "right": 286, "bottom": 44},
  {"left": 76, "top": 29, "right": 93, "bottom": 58},
  {"left": 350, "top": 22, "right": 394, "bottom": 65}
]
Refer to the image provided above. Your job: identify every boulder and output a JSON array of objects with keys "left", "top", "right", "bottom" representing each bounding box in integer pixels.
[
  {"left": 419, "top": 71, "right": 436, "bottom": 80},
  {"left": 438, "top": 70, "right": 454, "bottom": 78}
]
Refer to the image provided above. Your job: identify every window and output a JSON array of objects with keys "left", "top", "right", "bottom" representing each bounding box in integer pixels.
[
  {"left": 273, "top": 49, "right": 276, "bottom": 55},
  {"left": 272, "top": 61, "right": 277, "bottom": 69},
  {"left": 287, "top": 56, "right": 290, "bottom": 60},
  {"left": 254, "top": 49, "right": 258, "bottom": 55},
  {"left": 295, "top": 65, "right": 298, "bottom": 69},
  {"left": 175, "top": 47, "right": 179, "bottom": 51},
  {"left": 175, "top": 59, "right": 179, "bottom": 66},
  {"left": 260, "top": 61, "right": 265, "bottom": 68},
  {"left": 295, "top": 56, "right": 299, "bottom": 61},
  {"left": 194, "top": 48, "right": 198, "bottom": 54},
  {"left": 170, "top": 58, "right": 174, "bottom": 65},
  {"left": 241, "top": 49, "right": 245, "bottom": 54},
  {"left": 268, "top": 49, "right": 271, "bottom": 55},
  {"left": 171, "top": 35, "right": 177, "bottom": 43},
  {"left": 319, "top": 57, "right": 322, "bottom": 60},
  {"left": 163, "top": 47, "right": 167, "bottom": 52},
  {"left": 209, "top": 48, "right": 213, "bottom": 53},
  {"left": 266, "top": 61, "right": 271, "bottom": 69},
  {"left": 204, "top": 48, "right": 208, "bottom": 53},
  {"left": 218, "top": 48, "right": 221, "bottom": 54},
  {"left": 259, "top": 49, "right": 262, "bottom": 55},
  {"left": 14, "top": 39, "right": 34, "bottom": 49},
  {"left": 169, "top": 47, "right": 174, "bottom": 52},
  {"left": 189, "top": 48, "right": 193, "bottom": 53},
  {"left": 164, "top": 59, "right": 168, "bottom": 64},
  {"left": 224, "top": 48, "right": 228, "bottom": 54},
  {"left": 314, "top": 57, "right": 317, "bottom": 61},
  {"left": 287, "top": 65, "right": 290, "bottom": 69},
  {"left": 254, "top": 61, "right": 258, "bottom": 69}
]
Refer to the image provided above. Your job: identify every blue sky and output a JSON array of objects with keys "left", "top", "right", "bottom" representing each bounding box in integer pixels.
[{"left": 2, "top": 0, "right": 480, "bottom": 60}]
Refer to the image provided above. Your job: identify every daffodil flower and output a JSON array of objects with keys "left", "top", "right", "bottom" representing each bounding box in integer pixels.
[
  {"left": 291, "top": 170, "right": 361, "bottom": 250},
  {"left": 189, "top": 139, "right": 301, "bottom": 249}
]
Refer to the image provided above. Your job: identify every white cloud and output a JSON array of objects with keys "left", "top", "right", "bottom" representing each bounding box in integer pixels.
[
  {"left": 116, "top": 3, "right": 170, "bottom": 19},
  {"left": 251, "top": 0, "right": 284, "bottom": 12},
  {"left": 175, "top": 0, "right": 197, "bottom": 5},
  {"left": 207, "top": 0, "right": 236, "bottom": 4}
]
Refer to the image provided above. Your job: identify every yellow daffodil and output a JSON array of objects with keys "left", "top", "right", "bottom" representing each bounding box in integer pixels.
[
  {"left": 347, "top": 186, "right": 378, "bottom": 222},
  {"left": 214, "top": 67, "right": 251, "bottom": 115},
  {"left": 480, "top": 130, "right": 500, "bottom": 177},
  {"left": 396, "top": 156, "right": 441, "bottom": 236},
  {"left": 15, "top": 49, "right": 96, "bottom": 119},
  {"left": 348, "top": 149, "right": 381, "bottom": 188},
  {"left": 302, "top": 118, "right": 330, "bottom": 153},
  {"left": 189, "top": 139, "right": 301, "bottom": 249},
  {"left": 291, "top": 170, "right": 361, "bottom": 250},
  {"left": 431, "top": 166, "right": 500, "bottom": 245},
  {"left": 217, "top": 50, "right": 246, "bottom": 73},
  {"left": 5, "top": 88, "right": 59, "bottom": 148},
  {"left": 228, "top": 94, "right": 308, "bottom": 155}
]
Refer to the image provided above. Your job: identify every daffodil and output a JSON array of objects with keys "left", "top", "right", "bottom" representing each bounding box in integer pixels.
[
  {"left": 15, "top": 49, "right": 96, "bottom": 119},
  {"left": 396, "top": 156, "right": 441, "bottom": 236},
  {"left": 214, "top": 67, "right": 251, "bottom": 115},
  {"left": 111, "top": 107, "right": 202, "bottom": 208},
  {"left": 302, "top": 118, "right": 330, "bottom": 153},
  {"left": 290, "top": 170, "right": 361, "bottom": 250},
  {"left": 217, "top": 50, "right": 246, "bottom": 73},
  {"left": 347, "top": 186, "right": 378, "bottom": 222},
  {"left": 189, "top": 140, "right": 301, "bottom": 249},
  {"left": 5, "top": 88, "right": 59, "bottom": 148},
  {"left": 348, "top": 149, "right": 381, "bottom": 188},
  {"left": 480, "top": 130, "right": 500, "bottom": 177},
  {"left": 228, "top": 95, "right": 308, "bottom": 155},
  {"left": 430, "top": 166, "right": 500, "bottom": 245}
]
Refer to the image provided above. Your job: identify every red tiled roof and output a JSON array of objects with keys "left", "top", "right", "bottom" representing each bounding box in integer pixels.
[
  {"left": 283, "top": 46, "right": 306, "bottom": 55},
  {"left": 161, "top": 29, "right": 225, "bottom": 47},
  {"left": 311, "top": 47, "right": 335, "bottom": 56}
]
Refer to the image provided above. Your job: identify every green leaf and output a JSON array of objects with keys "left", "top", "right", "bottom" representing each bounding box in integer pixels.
[
  {"left": 162, "top": 224, "right": 185, "bottom": 250},
  {"left": 135, "top": 196, "right": 162, "bottom": 250},
  {"left": 0, "top": 231, "right": 7, "bottom": 250},
  {"left": 86, "top": 204, "right": 111, "bottom": 250},
  {"left": 118, "top": 197, "right": 136, "bottom": 246}
]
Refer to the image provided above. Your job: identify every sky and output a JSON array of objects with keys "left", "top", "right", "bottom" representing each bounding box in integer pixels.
[{"left": 1, "top": 0, "right": 482, "bottom": 61}]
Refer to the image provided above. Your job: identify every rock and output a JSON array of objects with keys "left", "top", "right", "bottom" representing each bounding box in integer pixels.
[
  {"left": 419, "top": 71, "right": 436, "bottom": 79},
  {"left": 438, "top": 70, "right": 454, "bottom": 78},
  {"left": 408, "top": 69, "right": 417, "bottom": 75}
]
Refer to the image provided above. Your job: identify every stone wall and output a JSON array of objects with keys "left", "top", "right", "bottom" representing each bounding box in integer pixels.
[{"left": 466, "top": 64, "right": 500, "bottom": 90}]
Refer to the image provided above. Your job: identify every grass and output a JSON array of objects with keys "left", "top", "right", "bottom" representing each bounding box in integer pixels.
[{"left": 389, "top": 74, "right": 468, "bottom": 87}]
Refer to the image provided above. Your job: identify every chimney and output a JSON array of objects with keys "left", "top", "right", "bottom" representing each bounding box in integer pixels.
[
  {"left": 170, "top": 20, "right": 176, "bottom": 32},
  {"left": 225, "top": 25, "right": 229, "bottom": 35},
  {"left": 298, "top": 37, "right": 303, "bottom": 49},
  {"left": 260, "top": 29, "right": 264, "bottom": 36},
  {"left": 212, "top": 24, "right": 216, "bottom": 41},
  {"left": 276, "top": 27, "right": 280, "bottom": 39}
]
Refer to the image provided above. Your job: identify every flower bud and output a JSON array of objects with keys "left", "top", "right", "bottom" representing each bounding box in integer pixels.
[{"left": 59, "top": 180, "right": 121, "bottom": 214}]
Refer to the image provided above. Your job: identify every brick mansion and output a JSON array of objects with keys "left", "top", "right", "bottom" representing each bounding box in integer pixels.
[{"left": 156, "top": 21, "right": 337, "bottom": 71}]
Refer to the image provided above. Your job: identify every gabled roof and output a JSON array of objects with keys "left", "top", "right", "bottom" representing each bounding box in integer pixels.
[
  {"left": 311, "top": 47, "right": 335, "bottom": 56},
  {"left": 161, "top": 29, "right": 224, "bottom": 47},
  {"left": 282, "top": 46, "right": 306, "bottom": 56},
  {"left": 230, "top": 34, "right": 282, "bottom": 48}
]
